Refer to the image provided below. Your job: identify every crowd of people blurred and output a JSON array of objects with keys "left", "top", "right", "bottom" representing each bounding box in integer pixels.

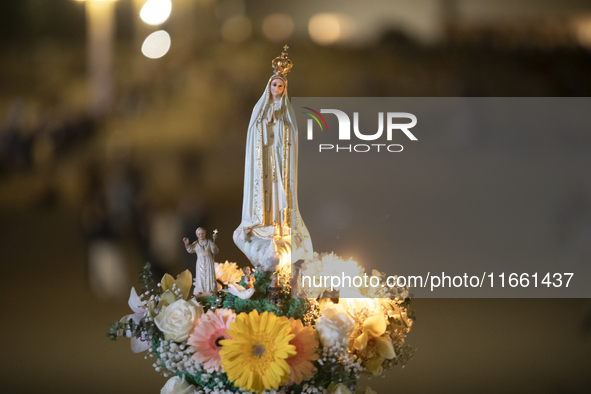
[
  {"left": 2, "top": 3, "right": 591, "bottom": 392},
  {"left": 2, "top": 4, "right": 591, "bottom": 300},
  {"left": 0, "top": 98, "right": 96, "bottom": 178},
  {"left": 79, "top": 155, "right": 214, "bottom": 298}
]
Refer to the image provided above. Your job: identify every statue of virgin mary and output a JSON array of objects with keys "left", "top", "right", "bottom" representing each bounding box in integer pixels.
[{"left": 233, "top": 47, "right": 313, "bottom": 271}]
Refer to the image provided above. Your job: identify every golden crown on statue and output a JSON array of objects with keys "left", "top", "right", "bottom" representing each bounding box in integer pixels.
[{"left": 272, "top": 45, "right": 293, "bottom": 76}]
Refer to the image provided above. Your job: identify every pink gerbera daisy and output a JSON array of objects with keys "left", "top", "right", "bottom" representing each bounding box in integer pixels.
[
  {"left": 188, "top": 308, "right": 236, "bottom": 373},
  {"left": 286, "top": 318, "right": 320, "bottom": 385}
]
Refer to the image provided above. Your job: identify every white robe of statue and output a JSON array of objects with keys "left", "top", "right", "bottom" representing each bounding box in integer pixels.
[
  {"left": 185, "top": 239, "right": 218, "bottom": 296},
  {"left": 234, "top": 75, "right": 313, "bottom": 271}
]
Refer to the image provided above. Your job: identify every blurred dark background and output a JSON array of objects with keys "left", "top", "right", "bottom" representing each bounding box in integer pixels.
[{"left": 1, "top": 0, "right": 591, "bottom": 393}]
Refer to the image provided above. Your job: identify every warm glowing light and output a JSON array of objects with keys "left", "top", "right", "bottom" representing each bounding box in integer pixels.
[
  {"left": 221, "top": 15, "right": 252, "bottom": 43},
  {"left": 276, "top": 247, "right": 291, "bottom": 271},
  {"left": 308, "top": 13, "right": 355, "bottom": 46},
  {"left": 141, "top": 30, "right": 171, "bottom": 59},
  {"left": 574, "top": 17, "right": 591, "bottom": 48},
  {"left": 318, "top": 254, "right": 365, "bottom": 290},
  {"left": 262, "top": 14, "right": 294, "bottom": 42},
  {"left": 140, "top": 0, "right": 172, "bottom": 26},
  {"left": 297, "top": 253, "right": 366, "bottom": 299},
  {"left": 339, "top": 292, "right": 378, "bottom": 316}
]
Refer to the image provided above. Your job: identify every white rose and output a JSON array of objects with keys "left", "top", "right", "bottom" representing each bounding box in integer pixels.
[
  {"left": 160, "top": 376, "right": 197, "bottom": 394},
  {"left": 327, "top": 382, "right": 353, "bottom": 394},
  {"left": 316, "top": 303, "right": 354, "bottom": 348},
  {"left": 155, "top": 299, "right": 203, "bottom": 342}
]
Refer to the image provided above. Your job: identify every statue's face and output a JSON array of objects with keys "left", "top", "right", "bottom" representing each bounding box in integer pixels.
[
  {"left": 270, "top": 78, "right": 285, "bottom": 97},
  {"left": 196, "top": 229, "right": 206, "bottom": 240}
]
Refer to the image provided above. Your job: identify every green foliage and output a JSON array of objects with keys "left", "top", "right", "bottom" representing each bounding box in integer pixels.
[
  {"left": 107, "top": 321, "right": 125, "bottom": 341},
  {"left": 382, "top": 343, "right": 415, "bottom": 370},
  {"left": 107, "top": 315, "right": 163, "bottom": 342},
  {"left": 106, "top": 319, "right": 136, "bottom": 341},
  {"left": 314, "top": 358, "right": 357, "bottom": 389},
  {"left": 403, "top": 298, "right": 416, "bottom": 321},
  {"left": 285, "top": 297, "right": 306, "bottom": 319},
  {"left": 226, "top": 270, "right": 307, "bottom": 320},
  {"left": 198, "top": 295, "right": 219, "bottom": 310},
  {"left": 138, "top": 262, "right": 159, "bottom": 297},
  {"left": 183, "top": 370, "right": 237, "bottom": 392},
  {"left": 107, "top": 262, "right": 162, "bottom": 341}
]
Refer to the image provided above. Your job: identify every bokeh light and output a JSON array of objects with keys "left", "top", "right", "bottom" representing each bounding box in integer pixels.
[
  {"left": 308, "top": 13, "right": 355, "bottom": 45},
  {"left": 140, "top": 0, "right": 172, "bottom": 26},
  {"left": 573, "top": 17, "right": 591, "bottom": 48},
  {"left": 141, "top": 30, "right": 171, "bottom": 59},
  {"left": 221, "top": 15, "right": 252, "bottom": 44},
  {"left": 215, "top": 0, "right": 246, "bottom": 22},
  {"left": 262, "top": 14, "right": 294, "bottom": 42}
]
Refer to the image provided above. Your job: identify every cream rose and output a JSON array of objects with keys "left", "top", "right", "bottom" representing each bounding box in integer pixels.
[
  {"left": 160, "top": 376, "right": 197, "bottom": 394},
  {"left": 315, "top": 303, "right": 354, "bottom": 348},
  {"left": 155, "top": 299, "right": 203, "bottom": 342}
]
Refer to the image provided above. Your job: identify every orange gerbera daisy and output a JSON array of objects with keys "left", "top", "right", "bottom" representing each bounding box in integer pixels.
[{"left": 285, "top": 318, "right": 319, "bottom": 385}]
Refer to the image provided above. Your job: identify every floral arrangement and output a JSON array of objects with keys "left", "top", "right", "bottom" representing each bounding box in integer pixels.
[{"left": 108, "top": 256, "right": 415, "bottom": 394}]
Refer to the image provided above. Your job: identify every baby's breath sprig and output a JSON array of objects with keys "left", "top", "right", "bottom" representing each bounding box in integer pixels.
[
  {"left": 107, "top": 321, "right": 128, "bottom": 341},
  {"left": 306, "top": 340, "right": 361, "bottom": 392},
  {"left": 106, "top": 311, "right": 159, "bottom": 342},
  {"left": 138, "top": 262, "right": 160, "bottom": 298}
]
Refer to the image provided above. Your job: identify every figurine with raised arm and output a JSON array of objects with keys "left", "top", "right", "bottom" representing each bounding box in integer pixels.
[
  {"left": 234, "top": 45, "right": 313, "bottom": 271},
  {"left": 183, "top": 227, "right": 218, "bottom": 297}
]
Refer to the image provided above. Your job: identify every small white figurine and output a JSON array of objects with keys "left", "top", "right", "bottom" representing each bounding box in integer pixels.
[{"left": 183, "top": 227, "right": 218, "bottom": 297}]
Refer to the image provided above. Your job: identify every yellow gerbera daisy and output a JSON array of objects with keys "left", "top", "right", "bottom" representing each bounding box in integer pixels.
[{"left": 219, "top": 310, "right": 296, "bottom": 393}]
